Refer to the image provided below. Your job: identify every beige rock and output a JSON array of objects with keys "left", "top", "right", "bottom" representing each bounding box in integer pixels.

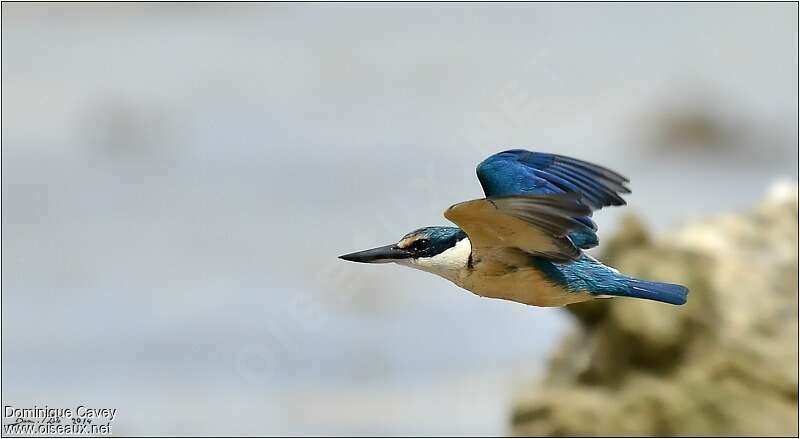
[{"left": 510, "top": 182, "right": 799, "bottom": 437}]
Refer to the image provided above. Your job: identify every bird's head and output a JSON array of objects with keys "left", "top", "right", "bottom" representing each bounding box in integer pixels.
[{"left": 339, "top": 226, "right": 469, "bottom": 271}]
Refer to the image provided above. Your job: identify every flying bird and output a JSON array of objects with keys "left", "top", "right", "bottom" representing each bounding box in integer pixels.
[{"left": 339, "top": 149, "right": 688, "bottom": 307}]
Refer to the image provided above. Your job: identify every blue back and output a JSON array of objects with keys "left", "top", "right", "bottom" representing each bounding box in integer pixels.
[{"left": 530, "top": 254, "right": 627, "bottom": 294}]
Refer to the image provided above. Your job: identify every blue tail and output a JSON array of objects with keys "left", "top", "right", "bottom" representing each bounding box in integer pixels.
[{"left": 613, "top": 278, "right": 689, "bottom": 305}]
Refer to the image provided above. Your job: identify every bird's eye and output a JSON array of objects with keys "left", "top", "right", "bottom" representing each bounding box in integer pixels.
[{"left": 411, "top": 239, "right": 430, "bottom": 251}]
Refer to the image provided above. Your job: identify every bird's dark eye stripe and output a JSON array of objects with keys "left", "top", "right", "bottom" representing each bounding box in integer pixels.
[{"left": 412, "top": 239, "right": 430, "bottom": 249}]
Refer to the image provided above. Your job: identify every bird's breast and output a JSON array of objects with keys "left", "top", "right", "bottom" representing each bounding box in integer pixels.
[{"left": 460, "top": 263, "right": 594, "bottom": 307}]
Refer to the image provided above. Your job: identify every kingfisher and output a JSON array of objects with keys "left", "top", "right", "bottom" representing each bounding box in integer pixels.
[{"left": 339, "top": 149, "right": 688, "bottom": 307}]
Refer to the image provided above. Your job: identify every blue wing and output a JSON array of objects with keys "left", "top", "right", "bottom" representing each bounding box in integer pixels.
[{"left": 476, "top": 149, "right": 630, "bottom": 249}]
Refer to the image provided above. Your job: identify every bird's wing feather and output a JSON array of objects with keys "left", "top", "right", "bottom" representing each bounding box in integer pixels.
[
  {"left": 444, "top": 193, "right": 593, "bottom": 263},
  {"left": 476, "top": 149, "right": 630, "bottom": 210},
  {"left": 475, "top": 149, "right": 630, "bottom": 249}
]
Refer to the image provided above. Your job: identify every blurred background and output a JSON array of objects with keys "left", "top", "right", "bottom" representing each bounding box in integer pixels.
[{"left": 2, "top": 2, "right": 797, "bottom": 436}]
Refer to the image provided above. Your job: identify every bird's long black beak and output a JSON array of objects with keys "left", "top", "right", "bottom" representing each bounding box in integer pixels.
[{"left": 339, "top": 244, "right": 411, "bottom": 264}]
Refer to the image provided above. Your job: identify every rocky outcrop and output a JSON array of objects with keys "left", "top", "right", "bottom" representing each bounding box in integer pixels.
[{"left": 511, "top": 182, "right": 798, "bottom": 437}]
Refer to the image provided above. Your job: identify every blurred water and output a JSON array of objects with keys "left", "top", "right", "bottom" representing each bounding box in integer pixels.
[{"left": 2, "top": 3, "right": 797, "bottom": 435}]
